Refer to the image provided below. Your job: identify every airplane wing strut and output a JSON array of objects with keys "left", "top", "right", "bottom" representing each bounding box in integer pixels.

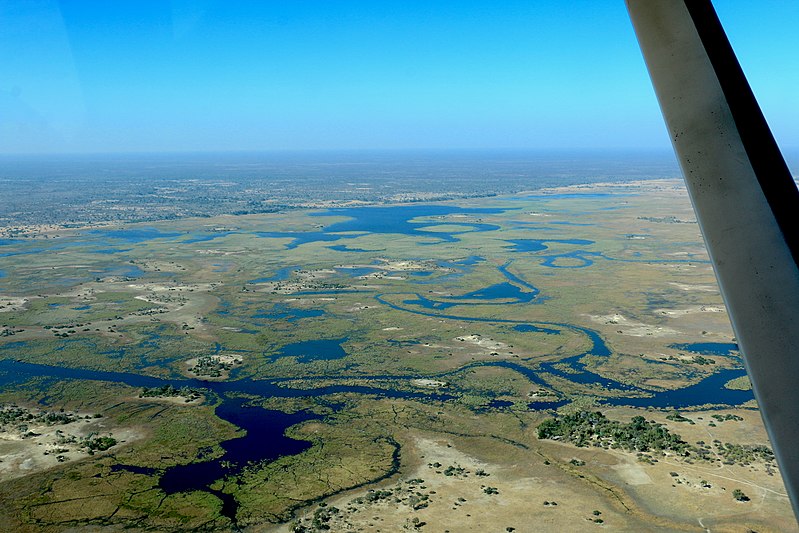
[{"left": 626, "top": 0, "right": 799, "bottom": 521}]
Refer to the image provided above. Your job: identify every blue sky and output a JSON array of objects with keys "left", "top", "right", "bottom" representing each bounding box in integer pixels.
[{"left": 1, "top": 1, "right": 797, "bottom": 154}]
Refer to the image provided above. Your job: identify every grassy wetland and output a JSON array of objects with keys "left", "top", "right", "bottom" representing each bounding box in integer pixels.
[{"left": 0, "top": 169, "right": 794, "bottom": 532}]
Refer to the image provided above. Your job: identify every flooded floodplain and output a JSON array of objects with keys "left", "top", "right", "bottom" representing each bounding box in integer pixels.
[{"left": 0, "top": 179, "right": 793, "bottom": 532}]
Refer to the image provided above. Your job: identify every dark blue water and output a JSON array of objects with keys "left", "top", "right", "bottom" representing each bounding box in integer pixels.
[
  {"left": 485, "top": 361, "right": 551, "bottom": 388},
  {"left": 0, "top": 296, "right": 755, "bottom": 528},
  {"left": 0, "top": 358, "right": 453, "bottom": 523},
  {"left": 87, "top": 227, "right": 183, "bottom": 243},
  {"left": 419, "top": 255, "right": 486, "bottom": 283},
  {"left": 327, "top": 244, "right": 380, "bottom": 253},
  {"left": 670, "top": 342, "right": 739, "bottom": 357},
  {"left": 182, "top": 232, "right": 237, "bottom": 244},
  {"left": 253, "top": 303, "right": 325, "bottom": 322},
  {"left": 335, "top": 266, "right": 381, "bottom": 277},
  {"left": 307, "top": 205, "right": 505, "bottom": 246},
  {"left": 502, "top": 239, "right": 705, "bottom": 269},
  {"left": 606, "top": 368, "right": 750, "bottom": 409},
  {"left": 267, "top": 338, "right": 348, "bottom": 363},
  {"left": 513, "top": 324, "right": 560, "bottom": 335},
  {"left": 453, "top": 282, "right": 534, "bottom": 301},
  {"left": 23, "top": 241, "right": 134, "bottom": 255},
  {"left": 540, "top": 250, "right": 604, "bottom": 268},
  {"left": 245, "top": 201, "right": 496, "bottom": 252},
  {"left": 403, "top": 260, "right": 539, "bottom": 310},
  {"left": 256, "top": 230, "right": 363, "bottom": 250},
  {"left": 375, "top": 293, "right": 754, "bottom": 407},
  {"left": 539, "top": 359, "right": 634, "bottom": 391},
  {"left": 0, "top": 360, "right": 171, "bottom": 390},
  {"left": 448, "top": 256, "right": 485, "bottom": 266},
  {"left": 528, "top": 400, "right": 569, "bottom": 411},
  {"left": 87, "top": 247, "right": 132, "bottom": 255},
  {"left": 0, "top": 360, "right": 451, "bottom": 407},
  {"left": 505, "top": 239, "right": 595, "bottom": 253},
  {"left": 497, "top": 261, "right": 537, "bottom": 291},
  {"left": 403, "top": 280, "right": 537, "bottom": 310},
  {"left": 158, "top": 397, "right": 321, "bottom": 523},
  {"left": 530, "top": 322, "right": 628, "bottom": 392}
]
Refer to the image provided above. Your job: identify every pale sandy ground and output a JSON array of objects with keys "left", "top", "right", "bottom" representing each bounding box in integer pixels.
[
  {"left": 536, "top": 179, "right": 686, "bottom": 194},
  {"left": 410, "top": 379, "right": 448, "bottom": 388},
  {"left": 0, "top": 413, "right": 142, "bottom": 482},
  {"left": 587, "top": 313, "right": 679, "bottom": 338},
  {"left": 269, "top": 435, "right": 677, "bottom": 533},
  {"left": 346, "top": 302, "right": 380, "bottom": 312},
  {"left": 590, "top": 407, "right": 797, "bottom": 533},
  {"left": 253, "top": 268, "right": 336, "bottom": 293},
  {"left": 0, "top": 277, "right": 221, "bottom": 345},
  {"left": 126, "top": 281, "right": 220, "bottom": 335},
  {"left": 184, "top": 353, "right": 243, "bottom": 380},
  {"left": 194, "top": 249, "right": 245, "bottom": 256},
  {"left": 254, "top": 260, "right": 449, "bottom": 293},
  {"left": 285, "top": 298, "right": 337, "bottom": 303},
  {"left": 654, "top": 305, "right": 725, "bottom": 318},
  {"left": 358, "top": 272, "right": 407, "bottom": 281},
  {"left": 0, "top": 296, "right": 29, "bottom": 312},
  {"left": 455, "top": 334, "right": 508, "bottom": 351},
  {"left": 373, "top": 259, "right": 445, "bottom": 272},
  {"left": 0, "top": 223, "right": 93, "bottom": 240},
  {"left": 669, "top": 283, "right": 719, "bottom": 292},
  {"left": 267, "top": 406, "right": 796, "bottom": 533},
  {"left": 131, "top": 394, "right": 204, "bottom": 406}
]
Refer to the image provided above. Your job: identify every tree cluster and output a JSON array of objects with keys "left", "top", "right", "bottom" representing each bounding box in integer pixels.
[{"left": 537, "top": 411, "right": 691, "bottom": 455}]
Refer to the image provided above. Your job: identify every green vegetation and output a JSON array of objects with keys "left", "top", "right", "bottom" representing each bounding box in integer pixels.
[
  {"left": 0, "top": 180, "right": 781, "bottom": 530},
  {"left": 539, "top": 410, "right": 776, "bottom": 472},
  {"left": 537, "top": 411, "right": 692, "bottom": 455},
  {"left": 0, "top": 404, "right": 105, "bottom": 447},
  {"left": 189, "top": 355, "right": 241, "bottom": 378},
  {"left": 713, "top": 440, "right": 774, "bottom": 465},
  {"left": 0, "top": 405, "right": 78, "bottom": 430},
  {"left": 662, "top": 354, "right": 715, "bottom": 366},
  {"left": 732, "top": 489, "right": 750, "bottom": 502},
  {"left": 140, "top": 385, "right": 203, "bottom": 402},
  {"left": 710, "top": 413, "right": 743, "bottom": 422},
  {"left": 665, "top": 411, "right": 694, "bottom": 424},
  {"left": 81, "top": 435, "right": 118, "bottom": 453},
  {"left": 724, "top": 376, "right": 752, "bottom": 390}
]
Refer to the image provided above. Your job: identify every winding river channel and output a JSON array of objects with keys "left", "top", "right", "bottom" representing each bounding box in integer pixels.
[
  {"left": 0, "top": 202, "right": 750, "bottom": 524},
  {"left": 0, "top": 278, "right": 752, "bottom": 524}
]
